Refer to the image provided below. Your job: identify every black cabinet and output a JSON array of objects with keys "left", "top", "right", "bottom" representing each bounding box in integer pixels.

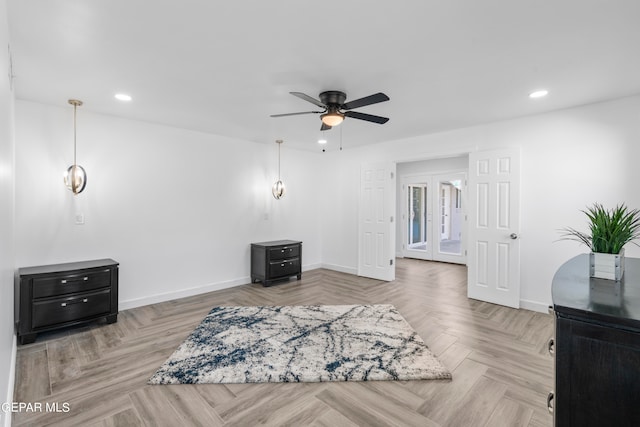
[
  {"left": 551, "top": 255, "right": 640, "bottom": 426},
  {"left": 15, "top": 259, "right": 119, "bottom": 344},
  {"left": 251, "top": 240, "right": 302, "bottom": 286}
]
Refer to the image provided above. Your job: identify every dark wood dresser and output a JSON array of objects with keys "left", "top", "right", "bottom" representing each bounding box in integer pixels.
[
  {"left": 551, "top": 254, "right": 640, "bottom": 426},
  {"left": 15, "top": 259, "right": 119, "bottom": 344},
  {"left": 250, "top": 240, "right": 302, "bottom": 286}
]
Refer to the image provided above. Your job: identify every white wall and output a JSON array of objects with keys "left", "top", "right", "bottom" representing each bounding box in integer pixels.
[
  {"left": 14, "top": 100, "right": 323, "bottom": 308},
  {"left": 321, "top": 95, "right": 640, "bottom": 311},
  {"left": 0, "top": 0, "right": 16, "bottom": 423},
  {"left": 12, "top": 94, "right": 640, "bottom": 314}
]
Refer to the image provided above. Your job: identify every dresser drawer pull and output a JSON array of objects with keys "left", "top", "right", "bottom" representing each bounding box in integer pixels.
[
  {"left": 547, "top": 392, "right": 554, "bottom": 414},
  {"left": 60, "top": 298, "right": 89, "bottom": 307},
  {"left": 548, "top": 338, "right": 555, "bottom": 356},
  {"left": 61, "top": 276, "right": 89, "bottom": 284}
]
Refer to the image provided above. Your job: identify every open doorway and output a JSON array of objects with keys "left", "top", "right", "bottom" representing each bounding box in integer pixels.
[{"left": 397, "top": 157, "right": 468, "bottom": 265}]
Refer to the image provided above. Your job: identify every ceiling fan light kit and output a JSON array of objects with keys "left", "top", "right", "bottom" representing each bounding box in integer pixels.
[
  {"left": 271, "top": 90, "right": 390, "bottom": 132},
  {"left": 320, "top": 111, "right": 344, "bottom": 127}
]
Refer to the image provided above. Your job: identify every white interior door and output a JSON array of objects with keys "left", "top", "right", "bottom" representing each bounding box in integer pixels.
[
  {"left": 467, "top": 148, "right": 521, "bottom": 308},
  {"left": 358, "top": 163, "right": 396, "bottom": 281}
]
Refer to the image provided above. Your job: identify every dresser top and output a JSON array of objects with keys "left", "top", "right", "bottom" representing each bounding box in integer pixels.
[
  {"left": 552, "top": 254, "right": 640, "bottom": 327},
  {"left": 251, "top": 240, "right": 302, "bottom": 247},
  {"left": 18, "top": 258, "right": 119, "bottom": 276}
]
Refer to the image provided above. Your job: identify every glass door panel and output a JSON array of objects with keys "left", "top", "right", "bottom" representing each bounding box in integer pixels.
[
  {"left": 408, "top": 184, "right": 428, "bottom": 249},
  {"left": 437, "top": 178, "right": 463, "bottom": 257}
]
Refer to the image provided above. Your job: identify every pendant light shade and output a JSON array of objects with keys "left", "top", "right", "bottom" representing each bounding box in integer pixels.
[
  {"left": 272, "top": 180, "right": 285, "bottom": 199},
  {"left": 64, "top": 99, "right": 87, "bottom": 195},
  {"left": 272, "top": 139, "right": 285, "bottom": 199},
  {"left": 64, "top": 164, "right": 87, "bottom": 194}
]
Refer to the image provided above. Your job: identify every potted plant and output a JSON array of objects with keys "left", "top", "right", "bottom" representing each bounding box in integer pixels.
[{"left": 559, "top": 203, "right": 640, "bottom": 281}]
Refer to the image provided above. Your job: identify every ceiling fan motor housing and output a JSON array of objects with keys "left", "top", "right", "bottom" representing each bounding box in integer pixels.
[{"left": 319, "top": 91, "right": 347, "bottom": 107}]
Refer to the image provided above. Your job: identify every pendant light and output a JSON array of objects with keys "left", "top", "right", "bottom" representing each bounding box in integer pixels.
[
  {"left": 272, "top": 139, "right": 285, "bottom": 199},
  {"left": 63, "top": 99, "right": 87, "bottom": 194}
]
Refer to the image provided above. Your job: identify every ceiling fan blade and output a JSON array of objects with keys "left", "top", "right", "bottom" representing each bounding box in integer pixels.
[
  {"left": 320, "top": 122, "right": 332, "bottom": 131},
  {"left": 341, "top": 92, "right": 389, "bottom": 110},
  {"left": 344, "top": 111, "right": 389, "bottom": 124},
  {"left": 290, "top": 92, "right": 326, "bottom": 108},
  {"left": 270, "top": 111, "right": 323, "bottom": 118}
]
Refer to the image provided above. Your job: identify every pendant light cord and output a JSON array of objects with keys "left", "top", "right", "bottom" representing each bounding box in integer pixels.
[
  {"left": 276, "top": 139, "right": 283, "bottom": 180},
  {"left": 73, "top": 103, "right": 77, "bottom": 166},
  {"left": 68, "top": 99, "right": 83, "bottom": 167}
]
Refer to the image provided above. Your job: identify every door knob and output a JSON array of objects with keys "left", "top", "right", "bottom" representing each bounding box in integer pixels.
[{"left": 510, "top": 233, "right": 518, "bottom": 240}]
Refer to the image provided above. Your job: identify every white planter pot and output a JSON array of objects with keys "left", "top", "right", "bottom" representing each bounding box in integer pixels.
[{"left": 589, "top": 248, "right": 625, "bottom": 281}]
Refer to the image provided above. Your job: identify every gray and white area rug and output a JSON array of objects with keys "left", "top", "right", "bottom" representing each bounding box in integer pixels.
[{"left": 148, "top": 304, "right": 451, "bottom": 384}]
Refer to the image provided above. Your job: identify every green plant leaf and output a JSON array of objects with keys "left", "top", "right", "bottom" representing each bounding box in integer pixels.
[{"left": 558, "top": 203, "right": 640, "bottom": 254}]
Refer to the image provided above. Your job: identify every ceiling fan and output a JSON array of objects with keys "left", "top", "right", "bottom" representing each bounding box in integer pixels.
[{"left": 270, "top": 91, "right": 390, "bottom": 131}]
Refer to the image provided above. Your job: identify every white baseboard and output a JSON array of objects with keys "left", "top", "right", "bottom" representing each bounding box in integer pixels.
[
  {"left": 520, "top": 299, "right": 551, "bottom": 314},
  {"left": 119, "top": 276, "right": 250, "bottom": 310},
  {"left": 302, "top": 263, "right": 322, "bottom": 272},
  {"left": 120, "top": 263, "right": 324, "bottom": 311},
  {"left": 3, "top": 334, "right": 16, "bottom": 427},
  {"left": 320, "top": 263, "right": 358, "bottom": 276}
]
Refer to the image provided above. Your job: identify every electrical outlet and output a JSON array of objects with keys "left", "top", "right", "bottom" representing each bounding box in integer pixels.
[{"left": 75, "top": 213, "right": 85, "bottom": 225}]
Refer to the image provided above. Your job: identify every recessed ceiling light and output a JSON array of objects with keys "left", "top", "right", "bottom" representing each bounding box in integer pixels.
[
  {"left": 318, "top": 139, "right": 327, "bottom": 144},
  {"left": 529, "top": 90, "right": 549, "bottom": 99},
  {"left": 114, "top": 93, "right": 132, "bottom": 101}
]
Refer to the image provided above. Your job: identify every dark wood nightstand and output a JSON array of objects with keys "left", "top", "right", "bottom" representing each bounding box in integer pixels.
[
  {"left": 15, "top": 259, "right": 119, "bottom": 344},
  {"left": 250, "top": 240, "right": 302, "bottom": 286}
]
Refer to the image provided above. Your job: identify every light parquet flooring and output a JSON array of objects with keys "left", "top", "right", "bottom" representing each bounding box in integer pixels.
[{"left": 13, "top": 258, "right": 554, "bottom": 426}]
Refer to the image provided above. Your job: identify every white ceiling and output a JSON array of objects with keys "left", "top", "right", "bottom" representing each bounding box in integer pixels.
[{"left": 7, "top": 0, "right": 640, "bottom": 151}]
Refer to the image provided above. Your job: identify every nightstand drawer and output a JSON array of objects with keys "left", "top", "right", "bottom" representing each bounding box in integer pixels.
[
  {"left": 269, "top": 245, "right": 300, "bottom": 261},
  {"left": 269, "top": 258, "right": 300, "bottom": 278},
  {"left": 33, "top": 269, "right": 111, "bottom": 298},
  {"left": 32, "top": 288, "right": 112, "bottom": 329}
]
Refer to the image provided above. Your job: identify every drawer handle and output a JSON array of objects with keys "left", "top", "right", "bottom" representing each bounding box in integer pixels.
[
  {"left": 60, "top": 298, "right": 89, "bottom": 307},
  {"left": 547, "top": 392, "right": 554, "bottom": 414},
  {"left": 61, "top": 276, "right": 89, "bottom": 284},
  {"left": 548, "top": 338, "right": 555, "bottom": 356},
  {"left": 281, "top": 263, "right": 285, "bottom": 267}
]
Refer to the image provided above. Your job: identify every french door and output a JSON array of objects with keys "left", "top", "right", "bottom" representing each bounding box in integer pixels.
[{"left": 401, "top": 172, "right": 466, "bottom": 264}]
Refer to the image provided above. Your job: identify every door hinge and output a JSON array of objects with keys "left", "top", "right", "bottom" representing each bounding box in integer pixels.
[
  {"left": 390, "top": 259, "right": 394, "bottom": 266},
  {"left": 390, "top": 172, "right": 394, "bottom": 179},
  {"left": 390, "top": 216, "right": 394, "bottom": 223}
]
